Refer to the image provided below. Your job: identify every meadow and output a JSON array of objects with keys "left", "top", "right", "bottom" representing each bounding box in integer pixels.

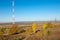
[{"left": 0, "top": 21, "right": 60, "bottom": 40}]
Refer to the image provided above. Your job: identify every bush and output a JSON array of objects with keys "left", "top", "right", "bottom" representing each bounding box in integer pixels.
[
  {"left": 16, "top": 27, "right": 25, "bottom": 33},
  {"left": 0, "top": 28, "right": 3, "bottom": 35},
  {"left": 26, "top": 27, "right": 33, "bottom": 35},
  {"left": 8, "top": 24, "right": 25, "bottom": 35},
  {"left": 8, "top": 24, "right": 18, "bottom": 35},
  {"left": 32, "top": 23, "right": 37, "bottom": 33},
  {"left": 47, "top": 30, "right": 51, "bottom": 35}
]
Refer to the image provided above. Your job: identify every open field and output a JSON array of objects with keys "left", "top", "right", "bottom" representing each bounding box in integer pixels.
[{"left": 0, "top": 21, "right": 60, "bottom": 40}]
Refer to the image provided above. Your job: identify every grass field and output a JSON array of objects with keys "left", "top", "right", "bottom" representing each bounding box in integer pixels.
[{"left": 0, "top": 21, "right": 60, "bottom": 40}]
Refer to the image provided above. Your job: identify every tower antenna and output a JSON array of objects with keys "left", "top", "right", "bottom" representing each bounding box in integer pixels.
[{"left": 12, "top": 0, "right": 15, "bottom": 24}]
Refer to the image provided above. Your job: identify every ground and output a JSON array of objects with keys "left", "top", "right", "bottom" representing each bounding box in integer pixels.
[{"left": 0, "top": 22, "right": 60, "bottom": 40}]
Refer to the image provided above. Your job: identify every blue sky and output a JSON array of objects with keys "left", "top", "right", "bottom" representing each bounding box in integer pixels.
[{"left": 0, "top": 0, "right": 60, "bottom": 23}]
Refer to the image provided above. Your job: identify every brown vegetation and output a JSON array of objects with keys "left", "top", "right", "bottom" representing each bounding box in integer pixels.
[{"left": 0, "top": 22, "right": 60, "bottom": 40}]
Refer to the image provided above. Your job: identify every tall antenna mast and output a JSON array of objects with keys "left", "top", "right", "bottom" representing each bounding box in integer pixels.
[
  {"left": 55, "top": 17, "right": 57, "bottom": 23},
  {"left": 12, "top": 0, "right": 15, "bottom": 24}
]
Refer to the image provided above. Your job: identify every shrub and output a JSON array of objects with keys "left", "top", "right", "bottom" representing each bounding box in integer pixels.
[
  {"left": 47, "top": 22, "right": 53, "bottom": 28},
  {"left": 36, "top": 31, "right": 42, "bottom": 38},
  {"left": 32, "top": 23, "right": 37, "bottom": 33},
  {"left": 47, "top": 30, "right": 51, "bottom": 35},
  {"left": 43, "top": 24, "right": 48, "bottom": 29},
  {"left": 16, "top": 27, "right": 25, "bottom": 33},
  {"left": 8, "top": 24, "right": 25, "bottom": 35},
  {"left": 0, "top": 28, "right": 3, "bottom": 35},
  {"left": 26, "top": 27, "right": 32, "bottom": 35},
  {"left": 8, "top": 24, "right": 18, "bottom": 35}
]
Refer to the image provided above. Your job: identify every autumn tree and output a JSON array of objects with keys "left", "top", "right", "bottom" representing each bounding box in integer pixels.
[
  {"left": 32, "top": 23, "right": 37, "bottom": 33},
  {"left": 43, "top": 23, "right": 51, "bottom": 40}
]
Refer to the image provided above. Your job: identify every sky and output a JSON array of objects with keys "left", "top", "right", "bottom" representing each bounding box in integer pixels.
[{"left": 0, "top": 0, "right": 60, "bottom": 23}]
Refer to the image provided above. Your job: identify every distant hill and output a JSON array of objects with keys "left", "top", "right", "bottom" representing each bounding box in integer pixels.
[{"left": 0, "top": 21, "right": 60, "bottom": 25}]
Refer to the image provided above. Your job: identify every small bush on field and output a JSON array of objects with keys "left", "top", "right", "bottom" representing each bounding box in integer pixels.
[
  {"left": 47, "top": 30, "right": 51, "bottom": 35},
  {"left": 26, "top": 27, "right": 33, "bottom": 35},
  {"left": 0, "top": 28, "right": 3, "bottom": 35},
  {"left": 9, "top": 24, "right": 17, "bottom": 34},
  {"left": 36, "top": 31, "right": 42, "bottom": 38},
  {"left": 8, "top": 24, "right": 26, "bottom": 35},
  {"left": 32, "top": 23, "right": 37, "bottom": 33},
  {"left": 47, "top": 22, "right": 53, "bottom": 28}
]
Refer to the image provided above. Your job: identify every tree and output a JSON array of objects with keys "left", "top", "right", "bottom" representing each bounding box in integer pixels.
[
  {"left": 32, "top": 23, "right": 37, "bottom": 33},
  {"left": 43, "top": 23, "right": 48, "bottom": 40}
]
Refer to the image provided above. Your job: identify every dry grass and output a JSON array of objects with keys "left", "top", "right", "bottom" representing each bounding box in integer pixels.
[{"left": 0, "top": 23, "right": 60, "bottom": 40}]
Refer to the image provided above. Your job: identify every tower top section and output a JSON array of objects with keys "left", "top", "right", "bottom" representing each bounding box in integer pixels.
[{"left": 12, "top": 0, "right": 15, "bottom": 24}]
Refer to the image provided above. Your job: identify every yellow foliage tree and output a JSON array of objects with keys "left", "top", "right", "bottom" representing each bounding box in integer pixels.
[
  {"left": 43, "top": 24, "right": 48, "bottom": 29},
  {"left": 43, "top": 23, "right": 51, "bottom": 40},
  {"left": 43, "top": 22, "right": 53, "bottom": 29},
  {"left": 32, "top": 23, "right": 37, "bottom": 33}
]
